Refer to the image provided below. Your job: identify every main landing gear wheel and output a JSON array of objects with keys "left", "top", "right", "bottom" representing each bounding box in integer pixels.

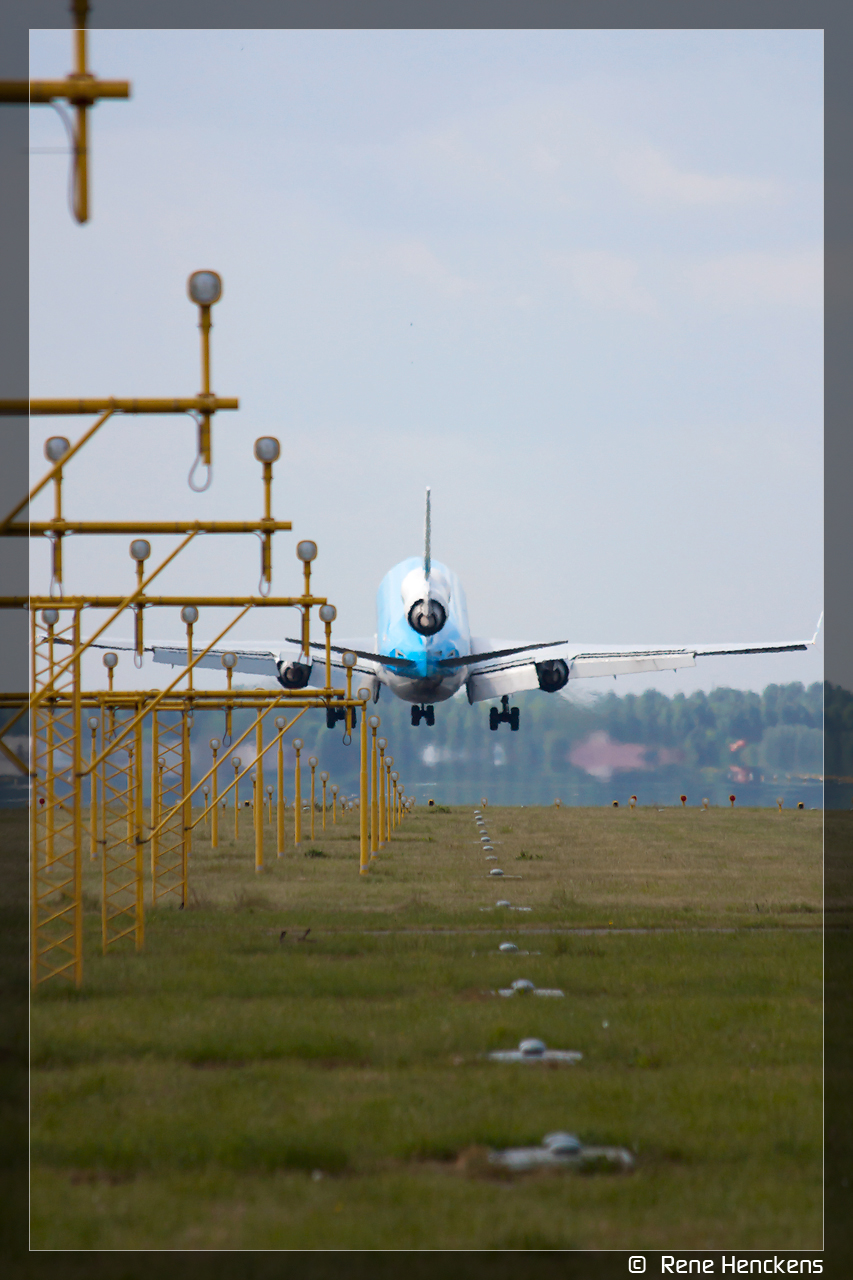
[
  {"left": 490, "top": 695, "right": 520, "bottom": 731},
  {"left": 411, "top": 704, "right": 435, "bottom": 726},
  {"left": 326, "top": 706, "right": 352, "bottom": 730}
]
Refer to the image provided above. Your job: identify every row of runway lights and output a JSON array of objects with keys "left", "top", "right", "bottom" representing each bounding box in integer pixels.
[{"left": 553, "top": 795, "right": 804, "bottom": 811}]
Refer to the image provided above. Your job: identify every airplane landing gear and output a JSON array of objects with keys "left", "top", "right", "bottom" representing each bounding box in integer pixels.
[
  {"left": 326, "top": 705, "right": 356, "bottom": 730},
  {"left": 489, "top": 695, "right": 520, "bottom": 731},
  {"left": 411, "top": 704, "right": 435, "bottom": 726}
]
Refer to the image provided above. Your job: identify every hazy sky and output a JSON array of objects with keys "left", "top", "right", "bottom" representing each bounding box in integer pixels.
[{"left": 28, "top": 28, "right": 823, "bottom": 696}]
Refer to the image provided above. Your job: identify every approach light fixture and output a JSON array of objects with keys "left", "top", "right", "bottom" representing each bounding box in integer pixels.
[
  {"left": 129, "top": 540, "right": 151, "bottom": 562},
  {"left": 318, "top": 604, "right": 337, "bottom": 623},
  {"left": 102, "top": 652, "right": 118, "bottom": 669},
  {"left": 181, "top": 605, "right": 199, "bottom": 625},
  {"left": 221, "top": 652, "right": 237, "bottom": 669},
  {"left": 41, "top": 608, "right": 59, "bottom": 626},
  {"left": 44, "top": 437, "right": 70, "bottom": 463},
  {"left": 368, "top": 715, "right": 380, "bottom": 730},
  {"left": 357, "top": 687, "right": 371, "bottom": 702},
  {"left": 274, "top": 717, "right": 286, "bottom": 731},
  {"left": 231, "top": 756, "right": 242, "bottom": 769},
  {"left": 254, "top": 436, "right": 280, "bottom": 464},
  {"left": 292, "top": 739, "right": 304, "bottom": 751},
  {"left": 320, "top": 771, "right": 329, "bottom": 782},
  {"left": 377, "top": 737, "right": 387, "bottom": 750},
  {"left": 187, "top": 270, "right": 222, "bottom": 306},
  {"left": 342, "top": 652, "right": 357, "bottom": 668},
  {"left": 209, "top": 738, "right": 220, "bottom": 751},
  {"left": 391, "top": 771, "right": 399, "bottom": 782},
  {"left": 308, "top": 756, "right": 318, "bottom": 768},
  {"left": 87, "top": 716, "right": 99, "bottom": 730},
  {"left": 296, "top": 540, "right": 317, "bottom": 563}
]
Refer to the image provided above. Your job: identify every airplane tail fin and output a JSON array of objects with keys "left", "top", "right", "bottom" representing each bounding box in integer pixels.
[{"left": 424, "top": 487, "right": 431, "bottom": 579}]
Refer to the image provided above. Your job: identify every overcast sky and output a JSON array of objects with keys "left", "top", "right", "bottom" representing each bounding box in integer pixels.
[{"left": 28, "top": 28, "right": 822, "bottom": 696}]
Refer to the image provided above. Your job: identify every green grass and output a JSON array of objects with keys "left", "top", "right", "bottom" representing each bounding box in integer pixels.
[{"left": 29, "top": 805, "right": 822, "bottom": 1249}]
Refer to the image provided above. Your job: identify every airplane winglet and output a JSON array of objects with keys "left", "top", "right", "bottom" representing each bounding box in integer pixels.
[
  {"left": 424, "top": 487, "right": 431, "bottom": 579},
  {"left": 811, "top": 611, "right": 823, "bottom": 645}
]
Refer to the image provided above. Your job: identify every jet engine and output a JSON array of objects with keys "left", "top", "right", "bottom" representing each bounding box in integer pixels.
[
  {"left": 277, "top": 660, "right": 312, "bottom": 689},
  {"left": 407, "top": 598, "right": 447, "bottom": 636},
  {"left": 401, "top": 566, "right": 450, "bottom": 637},
  {"left": 536, "top": 658, "right": 569, "bottom": 693}
]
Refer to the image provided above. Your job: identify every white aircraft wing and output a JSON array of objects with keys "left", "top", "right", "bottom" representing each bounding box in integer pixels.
[
  {"left": 71, "top": 635, "right": 382, "bottom": 692},
  {"left": 458, "top": 621, "right": 821, "bottom": 704}
]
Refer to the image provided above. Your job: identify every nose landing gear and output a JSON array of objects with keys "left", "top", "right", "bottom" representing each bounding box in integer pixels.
[
  {"left": 489, "top": 695, "right": 520, "bottom": 731},
  {"left": 411, "top": 704, "right": 435, "bottom": 727}
]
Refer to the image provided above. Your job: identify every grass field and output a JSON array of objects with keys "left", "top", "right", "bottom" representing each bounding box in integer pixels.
[{"left": 30, "top": 804, "right": 822, "bottom": 1249}]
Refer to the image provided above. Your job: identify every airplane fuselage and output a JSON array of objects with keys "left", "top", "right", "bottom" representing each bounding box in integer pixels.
[{"left": 375, "top": 556, "right": 471, "bottom": 704}]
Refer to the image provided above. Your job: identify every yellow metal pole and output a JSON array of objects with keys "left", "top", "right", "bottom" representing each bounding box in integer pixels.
[
  {"left": 181, "top": 711, "right": 191, "bottom": 908},
  {"left": 267, "top": 786, "right": 273, "bottom": 824},
  {"left": 198, "top": 301, "right": 212, "bottom": 465},
  {"left": 134, "top": 706, "right": 144, "bottom": 950},
  {"left": 30, "top": 610, "right": 39, "bottom": 987},
  {"left": 331, "top": 785, "right": 338, "bottom": 824},
  {"left": 276, "top": 717, "right": 285, "bottom": 857},
  {"left": 293, "top": 741, "right": 303, "bottom": 847},
  {"left": 150, "top": 716, "right": 159, "bottom": 898},
  {"left": 88, "top": 719, "right": 98, "bottom": 859},
  {"left": 126, "top": 743, "right": 134, "bottom": 847},
  {"left": 210, "top": 740, "right": 219, "bottom": 848},
  {"left": 387, "top": 763, "right": 392, "bottom": 840},
  {"left": 321, "top": 773, "right": 328, "bottom": 830},
  {"left": 72, "top": 6, "right": 89, "bottom": 224},
  {"left": 233, "top": 759, "right": 240, "bottom": 839},
  {"left": 254, "top": 716, "right": 264, "bottom": 873},
  {"left": 72, "top": 609, "right": 83, "bottom": 986},
  {"left": 46, "top": 705, "right": 55, "bottom": 869},
  {"left": 309, "top": 758, "right": 317, "bottom": 840},
  {"left": 369, "top": 719, "right": 379, "bottom": 857},
  {"left": 377, "top": 741, "right": 385, "bottom": 847},
  {"left": 359, "top": 699, "right": 369, "bottom": 874}
]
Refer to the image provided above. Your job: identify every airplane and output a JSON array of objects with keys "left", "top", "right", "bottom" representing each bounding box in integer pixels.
[{"left": 93, "top": 489, "right": 821, "bottom": 733}]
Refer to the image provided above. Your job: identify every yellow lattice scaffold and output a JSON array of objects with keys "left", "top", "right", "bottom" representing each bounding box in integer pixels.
[
  {"left": 150, "top": 709, "right": 189, "bottom": 909},
  {"left": 0, "top": 266, "right": 379, "bottom": 989},
  {"left": 31, "top": 606, "right": 83, "bottom": 987},
  {"left": 100, "top": 697, "right": 144, "bottom": 952}
]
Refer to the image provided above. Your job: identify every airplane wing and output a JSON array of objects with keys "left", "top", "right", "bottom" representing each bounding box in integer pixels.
[
  {"left": 461, "top": 620, "right": 821, "bottom": 704},
  {"left": 70, "top": 635, "right": 382, "bottom": 694}
]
